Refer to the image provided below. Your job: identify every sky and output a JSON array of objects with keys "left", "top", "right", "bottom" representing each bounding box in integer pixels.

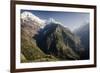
[{"left": 21, "top": 10, "right": 90, "bottom": 31}]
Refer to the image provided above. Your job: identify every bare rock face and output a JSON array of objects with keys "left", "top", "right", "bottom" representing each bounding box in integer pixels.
[
  {"left": 21, "top": 11, "right": 45, "bottom": 37},
  {"left": 35, "top": 23, "right": 84, "bottom": 60},
  {"left": 21, "top": 11, "right": 86, "bottom": 62},
  {"left": 21, "top": 11, "right": 46, "bottom": 62}
]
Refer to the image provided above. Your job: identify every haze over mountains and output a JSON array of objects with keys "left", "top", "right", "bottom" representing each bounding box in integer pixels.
[
  {"left": 74, "top": 23, "right": 90, "bottom": 59},
  {"left": 21, "top": 11, "right": 89, "bottom": 62}
]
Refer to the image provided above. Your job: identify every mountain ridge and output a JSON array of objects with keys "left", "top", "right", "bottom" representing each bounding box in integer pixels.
[
  {"left": 35, "top": 23, "right": 84, "bottom": 60},
  {"left": 21, "top": 11, "right": 88, "bottom": 62}
]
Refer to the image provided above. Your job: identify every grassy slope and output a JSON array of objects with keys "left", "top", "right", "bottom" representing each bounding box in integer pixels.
[{"left": 21, "top": 27, "right": 58, "bottom": 63}]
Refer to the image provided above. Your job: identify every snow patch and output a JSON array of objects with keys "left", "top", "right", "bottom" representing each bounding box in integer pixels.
[
  {"left": 46, "top": 18, "right": 62, "bottom": 25},
  {"left": 21, "top": 11, "right": 46, "bottom": 28}
]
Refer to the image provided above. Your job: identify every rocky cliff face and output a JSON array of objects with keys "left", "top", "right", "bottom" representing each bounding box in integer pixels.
[
  {"left": 21, "top": 11, "right": 86, "bottom": 63},
  {"left": 35, "top": 23, "right": 84, "bottom": 60}
]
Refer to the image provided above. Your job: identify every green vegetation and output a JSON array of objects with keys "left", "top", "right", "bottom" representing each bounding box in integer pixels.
[
  {"left": 21, "top": 27, "right": 59, "bottom": 63},
  {"left": 21, "top": 22, "right": 83, "bottom": 63}
]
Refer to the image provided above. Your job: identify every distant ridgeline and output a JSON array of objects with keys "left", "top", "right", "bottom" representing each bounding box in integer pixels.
[{"left": 21, "top": 11, "right": 89, "bottom": 63}]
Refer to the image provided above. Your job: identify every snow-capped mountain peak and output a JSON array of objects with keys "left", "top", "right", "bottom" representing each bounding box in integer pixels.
[
  {"left": 21, "top": 11, "right": 45, "bottom": 28},
  {"left": 46, "top": 18, "right": 62, "bottom": 25}
]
